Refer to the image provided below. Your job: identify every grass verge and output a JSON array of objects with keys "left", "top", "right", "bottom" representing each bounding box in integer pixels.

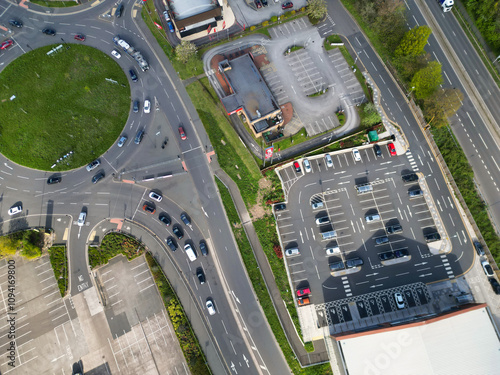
[
  {"left": 145, "top": 253, "right": 210, "bottom": 374},
  {"left": 88, "top": 233, "right": 145, "bottom": 268},
  {"left": 29, "top": 0, "right": 78, "bottom": 7},
  {"left": 324, "top": 35, "right": 343, "bottom": 51},
  {"left": 273, "top": 128, "right": 308, "bottom": 151},
  {"left": 48, "top": 246, "right": 68, "bottom": 297}
]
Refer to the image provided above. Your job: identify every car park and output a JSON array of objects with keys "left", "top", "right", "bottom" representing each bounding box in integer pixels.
[
  {"left": 409, "top": 188, "right": 423, "bottom": 198},
  {"left": 315, "top": 216, "right": 330, "bottom": 225},
  {"left": 86, "top": 159, "right": 100, "bottom": 172},
  {"left": 274, "top": 203, "right": 286, "bottom": 212},
  {"left": 388, "top": 142, "right": 396, "bottom": 156},
  {"left": 115, "top": 3, "right": 124, "bottom": 17},
  {"left": 303, "top": 159, "right": 312, "bottom": 173},
  {"left": 378, "top": 251, "right": 394, "bottom": 261},
  {"left": 402, "top": 173, "right": 418, "bottom": 183},
  {"left": 8, "top": 205, "right": 22, "bottom": 215},
  {"left": 297, "top": 297, "right": 310, "bottom": 306},
  {"left": 285, "top": 248, "right": 300, "bottom": 257},
  {"left": 166, "top": 237, "right": 177, "bottom": 251},
  {"left": 74, "top": 34, "right": 85, "bottom": 41},
  {"left": 143, "top": 203, "right": 156, "bottom": 214},
  {"left": 0, "top": 40, "right": 13, "bottom": 50},
  {"left": 329, "top": 261, "right": 345, "bottom": 271},
  {"left": 386, "top": 224, "right": 403, "bottom": 234},
  {"left": 352, "top": 148, "right": 361, "bottom": 162},
  {"left": 197, "top": 268, "right": 205, "bottom": 284},
  {"left": 159, "top": 213, "right": 171, "bottom": 226},
  {"left": 374, "top": 144, "right": 381, "bottom": 157},
  {"left": 365, "top": 213, "right": 380, "bottom": 223},
  {"left": 180, "top": 213, "right": 191, "bottom": 226},
  {"left": 424, "top": 232, "right": 441, "bottom": 243},
  {"left": 489, "top": 278, "right": 500, "bottom": 295},
  {"left": 134, "top": 129, "right": 144, "bottom": 144},
  {"left": 199, "top": 240, "right": 208, "bottom": 256},
  {"left": 311, "top": 201, "right": 324, "bottom": 209},
  {"left": 144, "top": 99, "right": 151, "bottom": 113},
  {"left": 42, "top": 28, "right": 56, "bottom": 36},
  {"left": 111, "top": 50, "right": 121, "bottom": 59},
  {"left": 206, "top": 298, "right": 216, "bottom": 315},
  {"left": 297, "top": 288, "right": 311, "bottom": 297},
  {"left": 92, "top": 172, "right": 104, "bottom": 184},
  {"left": 375, "top": 236, "right": 390, "bottom": 245},
  {"left": 178, "top": 126, "right": 187, "bottom": 140},
  {"left": 282, "top": 1, "right": 293, "bottom": 9},
  {"left": 133, "top": 100, "right": 139, "bottom": 112},
  {"left": 394, "top": 293, "right": 405, "bottom": 309},
  {"left": 474, "top": 241, "right": 485, "bottom": 256},
  {"left": 325, "top": 154, "right": 333, "bottom": 167},
  {"left": 129, "top": 69, "right": 138, "bottom": 82},
  {"left": 293, "top": 161, "right": 301, "bottom": 173},
  {"left": 9, "top": 19, "right": 23, "bottom": 28},
  {"left": 149, "top": 191, "right": 162, "bottom": 202},
  {"left": 346, "top": 257, "right": 363, "bottom": 268},
  {"left": 47, "top": 176, "right": 61, "bottom": 184},
  {"left": 394, "top": 249, "right": 410, "bottom": 258},
  {"left": 117, "top": 136, "right": 127, "bottom": 147},
  {"left": 172, "top": 225, "right": 183, "bottom": 240},
  {"left": 482, "top": 260, "right": 494, "bottom": 277},
  {"left": 77, "top": 211, "right": 86, "bottom": 226}
]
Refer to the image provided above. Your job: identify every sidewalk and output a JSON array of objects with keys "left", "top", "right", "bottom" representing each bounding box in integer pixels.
[{"left": 213, "top": 163, "right": 330, "bottom": 367}]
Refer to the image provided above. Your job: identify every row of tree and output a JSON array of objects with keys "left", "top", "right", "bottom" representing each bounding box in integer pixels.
[{"left": 464, "top": 0, "right": 500, "bottom": 53}]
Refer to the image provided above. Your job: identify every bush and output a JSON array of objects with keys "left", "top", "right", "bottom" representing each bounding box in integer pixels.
[
  {"left": 88, "top": 233, "right": 145, "bottom": 268},
  {"left": 271, "top": 16, "right": 278, "bottom": 22},
  {"left": 250, "top": 25, "right": 256, "bottom": 31},
  {"left": 262, "top": 20, "right": 269, "bottom": 27},
  {"left": 48, "top": 246, "right": 68, "bottom": 297}
]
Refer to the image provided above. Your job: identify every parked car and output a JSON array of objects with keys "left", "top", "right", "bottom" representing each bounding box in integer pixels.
[
  {"left": 394, "top": 249, "right": 410, "bottom": 258},
  {"left": 378, "top": 251, "right": 394, "bottom": 261},
  {"left": 388, "top": 142, "right": 396, "bottom": 156},
  {"left": 77, "top": 211, "right": 86, "bottom": 226},
  {"left": 293, "top": 161, "right": 301, "bottom": 173},
  {"left": 129, "top": 69, "right": 138, "bottom": 82},
  {"left": 352, "top": 148, "right": 361, "bottom": 162},
  {"left": 8, "top": 205, "right": 22, "bottom": 216},
  {"left": 42, "top": 28, "right": 56, "bottom": 36},
  {"left": 47, "top": 176, "right": 62, "bottom": 184},
  {"left": 133, "top": 100, "right": 139, "bottom": 113},
  {"left": 489, "top": 278, "right": 500, "bottom": 295},
  {"left": 143, "top": 203, "right": 156, "bottom": 214},
  {"left": 402, "top": 173, "right": 418, "bottom": 183},
  {"left": 285, "top": 248, "right": 300, "bottom": 257},
  {"left": 255, "top": 0, "right": 262, "bottom": 8},
  {"left": 282, "top": 1, "right": 293, "bottom": 9},
  {"left": 172, "top": 225, "right": 183, "bottom": 240},
  {"left": 325, "top": 154, "right": 333, "bottom": 167},
  {"left": 374, "top": 144, "right": 381, "bottom": 157},
  {"left": 311, "top": 201, "right": 324, "bottom": 209},
  {"left": 261, "top": 0, "right": 268, "bottom": 6},
  {"left": 274, "top": 203, "right": 286, "bottom": 212},
  {"left": 199, "top": 240, "right": 208, "bottom": 256},
  {"left": 297, "top": 297, "right": 310, "bottom": 306},
  {"left": 86, "top": 159, "right": 100, "bottom": 172},
  {"left": 482, "top": 259, "right": 494, "bottom": 277},
  {"left": 149, "top": 191, "right": 162, "bottom": 202},
  {"left": 115, "top": 3, "right": 124, "bottom": 17},
  {"left": 394, "top": 292, "right": 405, "bottom": 309},
  {"left": 197, "top": 268, "right": 206, "bottom": 284},
  {"left": 92, "top": 172, "right": 104, "bottom": 184},
  {"left": 296, "top": 288, "right": 311, "bottom": 297},
  {"left": 159, "top": 213, "right": 171, "bottom": 226},
  {"left": 375, "top": 236, "right": 390, "bottom": 245},
  {"left": 365, "top": 213, "right": 380, "bottom": 223},
  {"left": 386, "top": 224, "right": 403, "bottom": 234},
  {"left": 0, "top": 40, "right": 13, "bottom": 50},
  {"left": 409, "top": 188, "right": 423, "bottom": 198},
  {"left": 9, "top": 19, "right": 23, "bottom": 28},
  {"left": 166, "top": 237, "right": 177, "bottom": 251},
  {"left": 144, "top": 99, "right": 151, "bottom": 113},
  {"left": 163, "top": 10, "right": 170, "bottom": 21},
  {"left": 303, "top": 159, "right": 312, "bottom": 173},
  {"left": 117, "top": 136, "right": 127, "bottom": 147},
  {"left": 345, "top": 257, "right": 364, "bottom": 268},
  {"left": 315, "top": 217, "right": 330, "bottom": 225},
  {"left": 111, "top": 50, "right": 121, "bottom": 59},
  {"left": 178, "top": 126, "right": 187, "bottom": 140},
  {"left": 424, "top": 232, "right": 441, "bottom": 243},
  {"left": 74, "top": 34, "right": 85, "bottom": 41},
  {"left": 474, "top": 241, "right": 485, "bottom": 256},
  {"left": 206, "top": 298, "right": 216, "bottom": 315},
  {"left": 180, "top": 213, "right": 191, "bottom": 226},
  {"left": 134, "top": 129, "right": 144, "bottom": 144}
]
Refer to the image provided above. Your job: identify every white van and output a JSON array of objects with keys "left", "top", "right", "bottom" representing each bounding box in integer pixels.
[{"left": 184, "top": 244, "right": 197, "bottom": 262}]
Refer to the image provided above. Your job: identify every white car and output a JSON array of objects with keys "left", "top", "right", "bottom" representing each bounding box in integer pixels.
[
  {"left": 325, "top": 154, "right": 333, "bottom": 168},
  {"left": 394, "top": 292, "right": 405, "bottom": 309},
  {"left": 285, "top": 248, "right": 300, "bottom": 257},
  {"left": 8, "top": 205, "right": 22, "bottom": 215},
  {"left": 77, "top": 211, "right": 86, "bottom": 227},
  {"left": 144, "top": 99, "right": 151, "bottom": 114},
  {"left": 352, "top": 148, "right": 361, "bottom": 162},
  {"left": 206, "top": 298, "right": 216, "bottom": 315},
  {"left": 481, "top": 259, "right": 494, "bottom": 277},
  {"left": 149, "top": 191, "right": 162, "bottom": 202},
  {"left": 117, "top": 136, "right": 127, "bottom": 147},
  {"left": 111, "top": 49, "right": 121, "bottom": 59},
  {"left": 303, "top": 159, "right": 312, "bottom": 173}
]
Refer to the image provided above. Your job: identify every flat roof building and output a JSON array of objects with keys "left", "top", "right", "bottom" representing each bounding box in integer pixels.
[{"left": 169, "top": 0, "right": 222, "bottom": 37}]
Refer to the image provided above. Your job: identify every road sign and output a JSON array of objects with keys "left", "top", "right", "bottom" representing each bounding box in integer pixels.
[
  {"left": 154, "top": 22, "right": 162, "bottom": 30},
  {"left": 265, "top": 146, "right": 274, "bottom": 159}
]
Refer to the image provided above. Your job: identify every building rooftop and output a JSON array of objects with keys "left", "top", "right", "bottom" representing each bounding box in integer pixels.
[{"left": 170, "top": 0, "right": 219, "bottom": 20}]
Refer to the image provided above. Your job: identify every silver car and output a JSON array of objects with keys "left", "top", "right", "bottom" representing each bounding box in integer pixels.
[{"left": 117, "top": 136, "right": 127, "bottom": 147}]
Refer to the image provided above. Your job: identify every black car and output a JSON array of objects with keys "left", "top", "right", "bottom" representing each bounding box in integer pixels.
[
  {"left": 424, "top": 232, "right": 441, "bottom": 243},
  {"left": 199, "top": 240, "right": 208, "bottom": 256},
  {"left": 180, "top": 213, "right": 191, "bottom": 226},
  {"left": 489, "top": 278, "right": 500, "bottom": 295},
  {"left": 474, "top": 241, "right": 485, "bottom": 256},
  {"left": 402, "top": 173, "right": 418, "bottom": 183},
  {"left": 159, "top": 213, "right": 171, "bottom": 227},
  {"left": 374, "top": 144, "right": 381, "bottom": 157},
  {"left": 166, "top": 237, "right": 177, "bottom": 252},
  {"left": 375, "top": 236, "right": 390, "bottom": 245},
  {"left": 47, "top": 176, "right": 62, "bottom": 185},
  {"left": 386, "top": 224, "right": 403, "bottom": 234},
  {"left": 261, "top": 0, "right": 268, "bottom": 5},
  {"left": 378, "top": 251, "right": 394, "bottom": 261},
  {"left": 115, "top": 3, "right": 124, "bottom": 17},
  {"left": 134, "top": 129, "right": 144, "bottom": 144},
  {"left": 42, "top": 28, "right": 56, "bottom": 36},
  {"left": 92, "top": 172, "right": 104, "bottom": 184},
  {"left": 129, "top": 69, "right": 138, "bottom": 82},
  {"left": 275, "top": 203, "right": 286, "bottom": 212},
  {"left": 172, "top": 225, "right": 183, "bottom": 240},
  {"left": 133, "top": 100, "right": 139, "bottom": 113},
  {"left": 9, "top": 19, "right": 23, "bottom": 28},
  {"left": 196, "top": 268, "right": 206, "bottom": 284},
  {"left": 394, "top": 248, "right": 410, "bottom": 258}
]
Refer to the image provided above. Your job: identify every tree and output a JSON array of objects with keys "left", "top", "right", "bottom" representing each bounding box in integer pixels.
[
  {"left": 411, "top": 61, "right": 443, "bottom": 99},
  {"left": 423, "top": 88, "right": 464, "bottom": 127},
  {"left": 395, "top": 26, "right": 432, "bottom": 57},
  {"left": 361, "top": 102, "right": 381, "bottom": 127},
  {"left": 306, "top": 0, "right": 328, "bottom": 20},
  {"left": 175, "top": 40, "right": 197, "bottom": 64}
]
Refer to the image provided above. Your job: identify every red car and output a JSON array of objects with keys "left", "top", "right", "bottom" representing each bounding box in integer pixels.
[
  {"left": 296, "top": 288, "right": 311, "bottom": 297},
  {"left": 293, "top": 161, "right": 301, "bottom": 173},
  {"left": 0, "top": 40, "right": 13, "bottom": 50},
  {"left": 74, "top": 34, "right": 85, "bottom": 42},
  {"left": 143, "top": 203, "right": 156, "bottom": 214},
  {"left": 282, "top": 1, "right": 293, "bottom": 9},
  {"left": 255, "top": 0, "right": 262, "bottom": 8},
  {"left": 178, "top": 126, "right": 187, "bottom": 140},
  {"left": 387, "top": 142, "right": 396, "bottom": 156}
]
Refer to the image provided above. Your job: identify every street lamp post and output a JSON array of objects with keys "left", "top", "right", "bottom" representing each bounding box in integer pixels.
[{"left": 407, "top": 86, "right": 415, "bottom": 97}]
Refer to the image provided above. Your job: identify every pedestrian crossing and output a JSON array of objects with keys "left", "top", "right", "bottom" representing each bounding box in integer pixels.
[
  {"left": 441, "top": 254, "right": 455, "bottom": 279},
  {"left": 341, "top": 276, "right": 352, "bottom": 297},
  {"left": 406, "top": 150, "right": 419, "bottom": 171}
]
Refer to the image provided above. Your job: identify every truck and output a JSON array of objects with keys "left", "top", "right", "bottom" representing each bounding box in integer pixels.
[
  {"left": 112, "top": 35, "right": 149, "bottom": 71},
  {"left": 438, "top": 0, "right": 454, "bottom": 12}
]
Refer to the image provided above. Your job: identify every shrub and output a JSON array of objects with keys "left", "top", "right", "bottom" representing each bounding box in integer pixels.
[
  {"left": 262, "top": 20, "right": 269, "bottom": 27},
  {"left": 250, "top": 25, "right": 256, "bottom": 31},
  {"left": 271, "top": 16, "right": 278, "bottom": 22}
]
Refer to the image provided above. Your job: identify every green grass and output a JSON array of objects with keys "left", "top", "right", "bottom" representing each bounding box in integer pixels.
[
  {"left": 273, "top": 128, "right": 308, "bottom": 151},
  {"left": 88, "top": 233, "right": 145, "bottom": 268},
  {"left": 215, "top": 179, "right": 331, "bottom": 375},
  {"left": 0, "top": 230, "right": 44, "bottom": 259},
  {"left": 186, "top": 79, "right": 262, "bottom": 207},
  {"left": 0, "top": 45, "right": 129, "bottom": 171},
  {"left": 48, "top": 246, "right": 68, "bottom": 297},
  {"left": 324, "top": 35, "right": 343, "bottom": 51},
  {"left": 29, "top": 0, "right": 79, "bottom": 7},
  {"left": 304, "top": 341, "right": 314, "bottom": 353},
  {"left": 338, "top": 46, "right": 370, "bottom": 99},
  {"left": 145, "top": 253, "right": 210, "bottom": 374},
  {"left": 307, "top": 88, "right": 328, "bottom": 97}
]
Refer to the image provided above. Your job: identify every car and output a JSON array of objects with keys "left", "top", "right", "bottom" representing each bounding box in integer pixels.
[
  {"left": 149, "top": 191, "right": 162, "bottom": 202},
  {"left": 163, "top": 10, "right": 170, "bottom": 21},
  {"left": 311, "top": 201, "right": 324, "bottom": 209},
  {"left": 47, "top": 176, "right": 62, "bottom": 184},
  {"left": 282, "top": 1, "right": 293, "bottom": 9},
  {"left": 474, "top": 241, "right": 485, "bottom": 256},
  {"left": 9, "top": 19, "right": 23, "bottom": 28},
  {"left": 144, "top": 99, "right": 151, "bottom": 113},
  {"left": 345, "top": 257, "right": 364, "bottom": 268},
  {"left": 167, "top": 21, "right": 175, "bottom": 33},
  {"left": 42, "top": 28, "right": 56, "bottom": 36},
  {"left": 386, "top": 224, "right": 403, "bottom": 234},
  {"left": 315, "top": 217, "right": 330, "bottom": 225},
  {"left": 180, "top": 213, "right": 191, "bottom": 226},
  {"left": 388, "top": 142, "right": 396, "bottom": 156},
  {"left": 297, "top": 297, "right": 310, "bottom": 306},
  {"left": 285, "top": 248, "right": 300, "bottom": 257},
  {"left": 178, "top": 126, "right": 187, "bottom": 140},
  {"left": 134, "top": 129, "right": 144, "bottom": 144},
  {"left": 409, "top": 189, "right": 423, "bottom": 198},
  {"left": 86, "top": 159, "right": 100, "bottom": 172},
  {"left": 489, "top": 278, "right": 500, "bottom": 295},
  {"left": 111, "top": 49, "right": 121, "bottom": 59},
  {"left": 402, "top": 173, "right": 419, "bottom": 183},
  {"left": 352, "top": 148, "right": 361, "bottom": 162},
  {"left": 117, "top": 136, "right": 127, "bottom": 147},
  {"left": 325, "top": 154, "right": 333, "bottom": 168},
  {"left": 365, "top": 213, "right": 380, "bottom": 223},
  {"left": 326, "top": 244, "right": 340, "bottom": 255},
  {"left": 8, "top": 205, "right": 22, "bottom": 216},
  {"left": 206, "top": 298, "right": 216, "bottom": 315},
  {"left": 329, "top": 261, "right": 345, "bottom": 271},
  {"left": 394, "top": 293, "right": 405, "bottom": 309},
  {"left": 143, "top": 203, "right": 156, "bottom": 214},
  {"left": 378, "top": 251, "right": 394, "bottom": 261},
  {"left": 293, "top": 161, "right": 301, "bottom": 173},
  {"left": 255, "top": 0, "right": 262, "bottom": 8},
  {"left": 296, "top": 288, "right": 311, "bottom": 297},
  {"left": 0, "top": 40, "right": 13, "bottom": 50},
  {"left": 303, "top": 159, "right": 312, "bottom": 173},
  {"left": 394, "top": 249, "right": 410, "bottom": 258},
  {"left": 199, "top": 240, "right": 209, "bottom": 256},
  {"left": 133, "top": 100, "right": 139, "bottom": 113},
  {"left": 74, "top": 34, "right": 85, "bottom": 41},
  {"left": 374, "top": 144, "right": 382, "bottom": 157},
  {"left": 115, "top": 3, "right": 124, "bottom": 17},
  {"left": 274, "top": 203, "right": 286, "bottom": 212},
  {"left": 77, "top": 211, "right": 86, "bottom": 226},
  {"left": 375, "top": 236, "right": 390, "bottom": 245},
  {"left": 92, "top": 172, "right": 104, "bottom": 184},
  {"left": 482, "top": 260, "right": 494, "bottom": 277},
  {"left": 261, "top": 0, "right": 268, "bottom": 6},
  {"left": 166, "top": 237, "right": 177, "bottom": 251},
  {"left": 159, "top": 213, "right": 171, "bottom": 226},
  {"left": 424, "top": 232, "right": 441, "bottom": 243},
  {"left": 197, "top": 268, "right": 205, "bottom": 284},
  {"left": 172, "top": 225, "right": 183, "bottom": 240},
  {"left": 129, "top": 69, "right": 138, "bottom": 82}
]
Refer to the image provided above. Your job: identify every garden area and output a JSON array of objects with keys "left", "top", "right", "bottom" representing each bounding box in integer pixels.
[{"left": 88, "top": 233, "right": 145, "bottom": 268}]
